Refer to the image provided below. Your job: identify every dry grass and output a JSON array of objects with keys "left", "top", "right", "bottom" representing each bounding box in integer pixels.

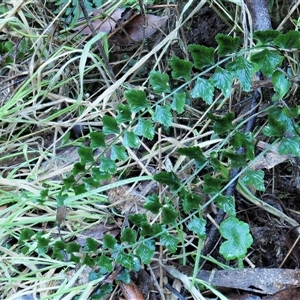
[{"left": 0, "top": 0, "right": 299, "bottom": 299}]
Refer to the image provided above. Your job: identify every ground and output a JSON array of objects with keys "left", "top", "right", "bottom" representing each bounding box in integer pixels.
[{"left": 1, "top": 0, "right": 300, "bottom": 299}]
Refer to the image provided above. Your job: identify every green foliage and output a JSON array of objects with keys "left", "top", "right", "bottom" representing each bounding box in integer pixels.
[
  {"left": 226, "top": 56, "right": 255, "bottom": 92},
  {"left": 13, "top": 25, "right": 300, "bottom": 298},
  {"left": 250, "top": 49, "right": 283, "bottom": 77},
  {"left": 188, "top": 44, "right": 215, "bottom": 69},
  {"left": 187, "top": 216, "right": 206, "bottom": 238},
  {"left": 211, "top": 67, "right": 234, "bottom": 98},
  {"left": 215, "top": 34, "right": 240, "bottom": 56},
  {"left": 215, "top": 195, "right": 236, "bottom": 217},
  {"left": 191, "top": 77, "right": 215, "bottom": 104},
  {"left": 150, "top": 71, "right": 171, "bottom": 93},
  {"left": 242, "top": 170, "right": 265, "bottom": 192},
  {"left": 219, "top": 217, "right": 253, "bottom": 263},
  {"left": 169, "top": 56, "right": 193, "bottom": 81}
]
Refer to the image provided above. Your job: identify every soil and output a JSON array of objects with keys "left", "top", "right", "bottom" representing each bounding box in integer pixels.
[
  {"left": 2, "top": 2, "right": 300, "bottom": 299},
  {"left": 173, "top": 0, "right": 300, "bottom": 297}
]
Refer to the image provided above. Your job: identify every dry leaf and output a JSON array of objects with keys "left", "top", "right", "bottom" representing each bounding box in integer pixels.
[
  {"left": 73, "top": 7, "right": 168, "bottom": 45},
  {"left": 74, "top": 8, "right": 126, "bottom": 34},
  {"left": 120, "top": 281, "right": 145, "bottom": 300},
  {"left": 56, "top": 205, "right": 67, "bottom": 226},
  {"left": 109, "top": 14, "right": 169, "bottom": 44},
  {"left": 251, "top": 141, "right": 293, "bottom": 170}
]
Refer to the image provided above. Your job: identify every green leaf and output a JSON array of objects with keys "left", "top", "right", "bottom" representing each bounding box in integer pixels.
[
  {"left": 78, "top": 147, "right": 94, "bottom": 164},
  {"left": 152, "top": 104, "right": 172, "bottom": 127},
  {"left": 97, "top": 254, "right": 113, "bottom": 273},
  {"left": 133, "top": 255, "right": 141, "bottom": 272},
  {"left": 160, "top": 233, "right": 179, "bottom": 253},
  {"left": 103, "top": 234, "right": 117, "bottom": 249},
  {"left": 207, "top": 112, "right": 234, "bottom": 135},
  {"left": 177, "top": 146, "right": 207, "bottom": 166},
  {"left": 253, "top": 30, "right": 281, "bottom": 44},
  {"left": 162, "top": 206, "right": 178, "bottom": 224},
  {"left": 115, "top": 250, "right": 134, "bottom": 269},
  {"left": 211, "top": 67, "right": 234, "bottom": 98},
  {"left": 191, "top": 77, "right": 214, "bottom": 105},
  {"left": 66, "top": 242, "right": 81, "bottom": 254},
  {"left": 110, "top": 144, "right": 128, "bottom": 161},
  {"left": 181, "top": 191, "right": 202, "bottom": 213},
  {"left": 219, "top": 217, "right": 253, "bottom": 260},
  {"left": 226, "top": 56, "right": 255, "bottom": 92},
  {"left": 140, "top": 223, "right": 163, "bottom": 237},
  {"left": 278, "top": 136, "right": 300, "bottom": 156},
  {"left": 56, "top": 194, "right": 68, "bottom": 207},
  {"left": 136, "top": 240, "right": 155, "bottom": 264},
  {"left": 187, "top": 217, "right": 206, "bottom": 238},
  {"left": 250, "top": 49, "right": 283, "bottom": 77},
  {"left": 19, "top": 228, "right": 35, "bottom": 242},
  {"left": 223, "top": 151, "right": 248, "bottom": 168},
  {"left": 215, "top": 195, "right": 236, "bottom": 217},
  {"left": 69, "top": 253, "right": 80, "bottom": 264},
  {"left": 125, "top": 89, "right": 149, "bottom": 113},
  {"left": 82, "top": 177, "right": 100, "bottom": 188},
  {"left": 116, "top": 269, "right": 131, "bottom": 283},
  {"left": 53, "top": 240, "right": 66, "bottom": 260},
  {"left": 103, "top": 115, "right": 119, "bottom": 135},
  {"left": 121, "top": 228, "right": 137, "bottom": 245},
  {"left": 53, "top": 240, "right": 66, "bottom": 252},
  {"left": 39, "top": 189, "right": 49, "bottom": 201},
  {"left": 91, "top": 168, "right": 111, "bottom": 181},
  {"left": 230, "top": 132, "right": 255, "bottom": 160},
  {"left": 242, "top": 169, "right": 265, "bottom": 191},
  {"left": 63, "top": 175, "right": 75, "bottom": 190},
  {"left": 215, "top": 34, "right": 240, "bottom": 56},
  {"left": 150, "top": 71, "right": 171, "bottom": 93},
  {"left": 73, "top": 184, "right": 87, "bottom": 195},
  {"left": 154, "top": 172, "right": 181, "bottom": 191},
  {"left": 89, "top": 271, "right": 103, "bottom": 281},
  {"left": 128, "top": 213, "right": 148, "bottom": 227},
  {"left": 36, "top": 235, "right": 50, "bottom": 256},
  {"left": 133, "top": 119, "right": 155, "bottom": 140},
  {"left": 83, "top": 254, "right": 95, "bottom": 267},
  {"left": 268, "top": 106, "right": 295, "bottom": 133},
  {"left": 21, "top": 246, "right": 30, "bottom": 255},
  {"left": 274, "top": 30, "right": 300, "bottom": 49},
  {"left": 272, "top": 70, "right": 291, "bottom": 99},
  {"left": 210, "top": 152, "right": 229, "bottom": 179},
  {"left": 203, "top": 175, "right": 224, "bottom": 194},
  {"left": 262, "top": 113, "right": 286, "bottom": 137},
  {"left": 169, "top": 56, "right": 193, "bottom": 81},
  {"left": 91, "top": 283, "right": 112, "bottom": 299},
  {"left": 85, "top": 238, "right": 99, "bottom": 252},
  {"left": 73, "top": 162, "right": 86, "bottom": 175},
  {"left": 171, "top": 92, "right": 186, "bottom": 114},
  {"left": 116, "top": 104, "right": 132, "bottom": 123},
  {"left": 122, "top": 131, "right": 140, "bottom": 148},
  {"left": 144, "top": 194, "right": 162, "bottom": 213},
  {"left": 188, "top": 44, "right": 215, "bottom": 69},
  {"left": 100, "top": 157, "right": 117, "bottom": 174}
]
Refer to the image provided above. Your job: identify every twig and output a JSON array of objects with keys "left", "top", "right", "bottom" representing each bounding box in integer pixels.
[{"left": 165, "top": 283, "right": 187, "bottom": 300}]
